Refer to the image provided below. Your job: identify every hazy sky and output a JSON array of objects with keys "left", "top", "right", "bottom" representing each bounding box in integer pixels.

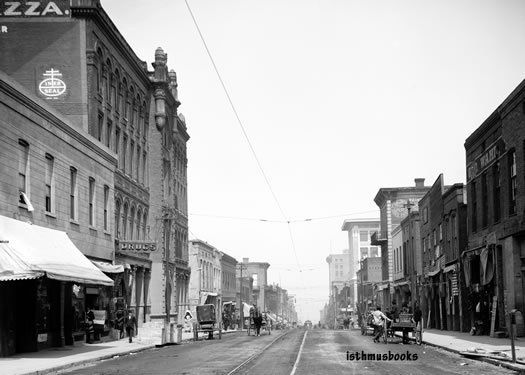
[{"left": 103, "top": 0, "right": 525, "bottom": 321}]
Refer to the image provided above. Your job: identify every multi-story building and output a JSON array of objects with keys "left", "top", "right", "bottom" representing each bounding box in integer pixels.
[
  {"left": 188, "top": 240, "right": 222, "bottom": 311},
  {"left": 0, "top": 0, "right": 191, "bottom": 333},
  {"left": 239, "top": 258, "right": 270, "bottom": 311},
  {"left": 326, "top": 251, "right": 350, "bottom": 297},
  {"left": 220, "top": 253, "right": 238, "bottom": 304},
  {"left": 0, "top": 72, "right": 116, "bottom": 356},
  {"left": 341, "top": 219, "right": 380, "bottom": 308},
  {"left": 371, "top": 178, "right": 430, "bottom": 307},
  {"left": 419, "top": 174, "right": 467, "bottom": 332},
  {"left": 464, "top": 79, "right": 525, "bottom": 336},
  {"left": 356, "top": 257, "right": 382, "bottom": 311},
  {"left": 146, "top": 48, "right": 190, "bottom": 327}
]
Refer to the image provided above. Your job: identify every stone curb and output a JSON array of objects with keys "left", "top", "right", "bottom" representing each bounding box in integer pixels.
[
  {"left": 28, "top": 330, "right": 242, "bottom": 375},
  {"left": 394, "top": 333, "right": 525, "bottom": 374},
  {"left": 22, "top": 343, "right": 157, "bottom": 375}
]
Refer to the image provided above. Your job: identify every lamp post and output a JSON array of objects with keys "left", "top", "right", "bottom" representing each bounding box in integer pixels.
[{"left": 238, "top": 263, "right": 247, "bottom": 330}]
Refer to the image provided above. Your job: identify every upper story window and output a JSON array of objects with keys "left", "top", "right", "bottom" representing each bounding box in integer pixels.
[
  {"left": 103, "top": 185, "right": 110, "bottom": 232},
  {"left": 44, "top": 153, "right": 55, "bottom": 213},
  {"left": 471, "top": 181, "right": 478, "bottom": 232},
  {"left": 70, "top": 167, "right": 78, "bottom": 221},
  {"left": 493, "top": 162, "right": 501, "bottom": 223},
  {"left": 89, "top": 177, "right": 96, "bottom": 226},
  {"left": 509, "top": 150, "right": 517, "bottom": 215},
  {"left": 359, "top": 230, "right": 369, "bottom": 242},
  {"left": 18, "top": 139, "right": 30, "bottom": 205}
]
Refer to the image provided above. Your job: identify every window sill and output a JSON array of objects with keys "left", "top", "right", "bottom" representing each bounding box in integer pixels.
[
  {"left": 103, "top": 230, "right": 112, "bottom": 236},
  {"left": 18, "top": 202, "right": 29, "bottom": 210},
  {"left": 70, "top": 219, "right": 80, "bottom": 226},
  {"left": 89, "top": 226, "right": 98, "bottom": 232},
  {"left": 44, "top": 211, "right": 57, "bottom": 219}
]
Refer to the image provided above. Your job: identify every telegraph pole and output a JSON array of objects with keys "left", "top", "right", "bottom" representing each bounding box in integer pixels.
[{"left": 163, "top": 217, "right": 172, "bottom": 342}]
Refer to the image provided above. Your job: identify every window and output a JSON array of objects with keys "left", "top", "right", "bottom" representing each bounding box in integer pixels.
[
  {"left": 509, "top": 150, "right": 517, "bottom": 215},
  {"left": 44, "top": 153, "right": 54, "bottom": 213},
  {"left": 89, "top": 177, "right": 95, "bottom": 226},
  {"left": 18, "top": 139, "right": 29, "bottom": 204},
  {"left": 481, "top": 172, "right": 488, "bottom": 227},
  {"left": 115, "top": 127, "right": 120, "bottom": 155},
  {"left": 433, "top": 229, "right": 436, "bottom": 246},
  {"left": 252, "top": 274, "right": 258, "bottom": 287},
  {"left": 130, "top": 141, "right": 134, "bottom": 177},
  {"left": 370, "top": 246, "right": 379, "bottom": 257},
  {"left": 97, "top": 112, "right": 104, "bottom": 142},
  {"left": 142, "top": 152, "right": 147, "bottom": 185},
  {"left": 70, "top": 167, "right": 78, "bottom": 220},
  {"left": 106, "top": 120, "right": 112, "bottom": 148},
  {"left": 103, "top": 185, "right": 109, "bottom": 231},
  {"left": 493, "top": 162, "right": 501, "bottom": 223},
  {"left": 438, "top": 223, "right": 443, "bottom": 242},
  {"left": 359, "top": 231, "right": 369, "bottom": 242},
  {"left": 471, "top": 181, "right": 477, "bottom": 232},
  {"left": 136, "top": 145, "right": 141, "bottom": 180},
  {"left": 122, "top": 135, "right": 127, "bottom": 172},
  {"left": 423, "top": 207, "right": 428, "bottom": 223},
  {"left": 360, "top": 247, "right": 368, "bottom": 259}
]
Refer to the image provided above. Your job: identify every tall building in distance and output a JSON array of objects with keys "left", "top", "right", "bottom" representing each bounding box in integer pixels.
[{"left": 341, "top": 219, "right": 380, "bottom": 308}]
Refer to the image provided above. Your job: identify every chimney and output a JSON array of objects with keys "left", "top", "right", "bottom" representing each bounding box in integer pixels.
[
  {"left": 415, "top": 178, "right": 425, "bottom": 188},
  {"left": 243, "top": 258, "right": 249, "bottom": 263}
]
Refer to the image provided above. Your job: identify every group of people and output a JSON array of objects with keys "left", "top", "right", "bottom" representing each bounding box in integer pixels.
[{"left": 85, "top": 308, "right": 137, "bottom": 344}]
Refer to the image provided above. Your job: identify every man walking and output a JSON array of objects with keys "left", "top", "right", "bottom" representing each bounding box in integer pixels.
[
  {"left": 85, "top": 308, "right": 95, "bottom": 344},
  {"left": 372, "top": 306, "right": 392, "bottom": 343},
  {"left": 124, "top": 309, "right": 138, "bottom": 343}
]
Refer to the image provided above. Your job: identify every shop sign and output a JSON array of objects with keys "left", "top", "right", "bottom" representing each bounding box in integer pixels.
[
  {"left": 85, "top": 287, "right": 99, "bottom": 295},
  {"left": 0, "top": 1, "right": 70, "bottom": 17},
  {"left": 467, "top": 139, "right": 505, "bottom": 182},
  {"left": 119, "top": 240, "right": 156, "bottom": 252}
]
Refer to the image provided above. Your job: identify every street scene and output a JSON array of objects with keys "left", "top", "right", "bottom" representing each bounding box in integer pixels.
[{"left": 1, "top": 0, "right": 525, "bottom": 374}]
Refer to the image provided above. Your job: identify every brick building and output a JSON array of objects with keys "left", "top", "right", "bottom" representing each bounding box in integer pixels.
[
  {"left": 356, "top": 257, "right": 381, "bottom": 311},
  {"left": 0, "top": 71, "right": 115, "bottom": 356},
  {"left": 371, "top": 179, "right": 430, "bottom": 307},
  {"left": 239, "top": 258, "right": 270, "bottom": 311},
  {"left": 0, "top": 0, "right": 191, "bottom": 339},
  {"left": 464, "top": 78, "right": 525, "bottom": 336}
]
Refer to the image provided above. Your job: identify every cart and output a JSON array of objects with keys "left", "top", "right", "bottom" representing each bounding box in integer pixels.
[
  {"left": 195, "top": 304, "right": 221, "bottom": 340},
  {"left": 247, "top": 308, "right": 271, "bottom": 336},
  {"left": 360, "top": 312, "right": 374, "bottom": 336},
  {"left": 381, "top": 313, "right": 422, "bottom": 345}
]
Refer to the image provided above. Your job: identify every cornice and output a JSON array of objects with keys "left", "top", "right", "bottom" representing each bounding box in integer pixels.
[{"left": 0, "top": 74, "right": 117, "bottom": 167}]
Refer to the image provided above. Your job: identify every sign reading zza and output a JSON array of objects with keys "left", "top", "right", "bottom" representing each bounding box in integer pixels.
[{"left": 0, "top": 1, "right": 70, "bottom": 17}]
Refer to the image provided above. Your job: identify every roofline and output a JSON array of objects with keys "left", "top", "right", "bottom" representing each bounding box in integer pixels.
[{"left": 341, "top": 218, "right": 380, "bottom": 231}]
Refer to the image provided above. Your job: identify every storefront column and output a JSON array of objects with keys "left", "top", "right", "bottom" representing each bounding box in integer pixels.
[
  {"left": 143, "top": 269, "right": 151, "bottom": 323},
  {"left": 136, "top": 267, "right": 145, "bottom": 323},
  {"left": 59, "top": 281, "right": 65, "bottom": 347}
]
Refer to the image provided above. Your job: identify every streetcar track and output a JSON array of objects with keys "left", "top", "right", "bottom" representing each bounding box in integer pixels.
[{"left": 226, "top": 329, "right": 295, "bottom": 375}]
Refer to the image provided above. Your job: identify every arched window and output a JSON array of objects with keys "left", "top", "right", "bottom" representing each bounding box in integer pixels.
[
  {"left": 142, "top": 212, "right": 148, "bottom": 240},
  {"left": 136, "top": 208, "right": 142, "bottom": 240},
  {"left": 105, "top": 58, "right": 111, "bottom": 101},
  {"left": 127, "top": 86, "right": 134, "bottom": 121},
  {"left": 115, "top": 199, "right": 121, "bottom": 238},
  {"left": 96, "top": 48, "right": 103, "bottom": 94},
  {"left": 142, "top": 101, "right": 148, "bottom": 140},
  {"left": 122, "top": 202, "right": 128, "bottom": 239},
  {"left": 129, "top": 206, "right": 135, "bottom": 240},
  {"left": 122, "top": 78, "right": 128, "bottom": 119}
]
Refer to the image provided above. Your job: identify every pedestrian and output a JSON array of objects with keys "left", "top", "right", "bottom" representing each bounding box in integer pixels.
[
  {"left": 116, "top": 309, "right": 125, "bottom": 339},
  {"left": 253, "top": 310, "right": 263, "bottom": 336},
  {"left": 124, "top": 309, "right": 138, "bottom": 343},
  {"left": 412, "top": 302, "right": 422, "bottom": 340},
  {"left": 372, "top": 306, "right": 392, "bottom": 343},
  {"left": 85, "top": 308, "right": 95, "bottom": 344}
]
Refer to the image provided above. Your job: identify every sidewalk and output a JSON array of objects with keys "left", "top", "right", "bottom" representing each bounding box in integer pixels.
[
  {"left": 408, "top": 328, "right": 525, "bottom": 373},
  {"left": 0, "top": 329, "right": 239, "bottom": 375}
]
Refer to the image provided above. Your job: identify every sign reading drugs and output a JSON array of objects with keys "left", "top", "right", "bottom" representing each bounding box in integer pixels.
[
  {"left": 0, "top": 1, "right": 70, "bottom": 17},
  {"left": 119, "top": 240, "right": 157, "bottom": 252}
]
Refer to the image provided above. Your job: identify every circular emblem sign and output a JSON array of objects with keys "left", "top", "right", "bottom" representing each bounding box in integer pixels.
[{"left": 39, "top": 68, "right": 66, "bottom": 97}]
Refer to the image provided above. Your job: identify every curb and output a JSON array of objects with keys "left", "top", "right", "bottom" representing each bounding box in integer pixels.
[
  {"left": 394, "top": 333, "right": 525, "bottom": 374},
  {"left": 25, "top": 343, "right": 157, "bottom": 375}
]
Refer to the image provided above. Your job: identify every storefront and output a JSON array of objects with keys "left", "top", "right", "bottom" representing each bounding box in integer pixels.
[{"left": 0, "top": 215, "right": 113, "bottom": 357}]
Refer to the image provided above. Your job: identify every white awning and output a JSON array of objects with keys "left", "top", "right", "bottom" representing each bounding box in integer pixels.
[
  {"left": 92, "top": 260, "right": 124, "bottom": 274},
  {"left": 0, "top": 215, "right": 113, "bottom": 286},
  {"left": 443, "top": 264, "right": 457, "bottom": 273}
]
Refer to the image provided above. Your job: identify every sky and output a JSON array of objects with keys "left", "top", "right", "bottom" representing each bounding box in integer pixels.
[{"left": 102, "top": 0, "right": 525, "bottom": 322}]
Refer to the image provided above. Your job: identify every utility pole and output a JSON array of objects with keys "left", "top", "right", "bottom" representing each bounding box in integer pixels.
[{"left": 239, "top": 263, "right": 244, "bottom": 330}]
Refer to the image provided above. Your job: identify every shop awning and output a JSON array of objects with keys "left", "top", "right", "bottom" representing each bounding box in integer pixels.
[
  {"left": 0, "top": 215, "right": 113, "bottom": 286},
  {"left": 392, "top": 280, "right": 410, "bottom": 287},
  {"left": 92, "top": 260, "right": 124, "bottom": 274},
  {"left": 443, "top": 263, "right": 457, "bottom": 273}
]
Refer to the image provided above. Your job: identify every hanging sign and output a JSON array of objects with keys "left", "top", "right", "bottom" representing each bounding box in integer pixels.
[
  {"left": 119, "top": 240, "right": 156, "bottom": 252},
  {"left": 451, "top": 274, "right": 459, "bottom": 296}
]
